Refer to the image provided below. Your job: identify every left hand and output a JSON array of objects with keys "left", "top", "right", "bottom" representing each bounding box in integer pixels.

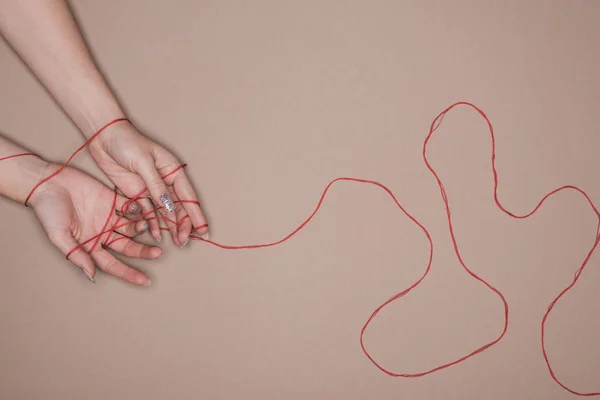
[
  {"left": 87, "top": 121, "right": 209, "bottom": 247},
  {"left": 29, "top": 163, "right": 162, "bottom": 285}
]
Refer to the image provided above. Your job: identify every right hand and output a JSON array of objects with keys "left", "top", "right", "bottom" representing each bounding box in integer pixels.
[{"left": 87, "top": 121, "right": 209, "bottom": 247}]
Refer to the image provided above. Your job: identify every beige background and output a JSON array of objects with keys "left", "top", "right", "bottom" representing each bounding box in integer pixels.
[{"left": 1, "top": 1, "right": 600, "bottom": 399}]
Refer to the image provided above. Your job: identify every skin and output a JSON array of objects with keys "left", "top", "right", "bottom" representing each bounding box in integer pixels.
[
  {"left": 0, "top": 0, "right": 209, "bottom": 248},
  {"left": 0, "top": 135, "right": 160, "bottom": 285}
]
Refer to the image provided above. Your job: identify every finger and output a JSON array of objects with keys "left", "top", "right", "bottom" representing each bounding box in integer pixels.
[
  {"left": 113, "top": 214, "right": 148, "bottom": 238},
  {"left": 136, "top": 157, "right": 176, "bottom": 218},
  {"left": 91, "top": 248, "right": 150, "bottom": 286},
  {"left": 172, "top": 171, "right": 209, "bottom": 239},
  {"left": 138, "top": 197, "right": 161, "bottom": 242},
  {"left": 115, "top": 194, "right": 142, "bottom": 215},
  {"left": 104, "top": 236, "right": 162, "bottom": 260},
  {"left": 170, "top": 189, "right": 191, "bottom": 246},
  {"left": 47, "top": 229, "right": 96, "bottom": 283},
  {"left": 176, "top": 210, "right": 192, "bottom": 246},
  {"left": 113, "top": 193, "right": 147, "bottom": 236},
  {"left": 155, "top": 187, "right": 181, "bottom": 246}
]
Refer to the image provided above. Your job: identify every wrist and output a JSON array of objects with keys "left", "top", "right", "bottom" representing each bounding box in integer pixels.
[
  {"left": 26, "top": 162, "right": 63, "bottom": 208},
  {"left": 0, "top": 154, "right": 51, "bottom": 205},
  {"left": 71, "top": 91, "right": 127, "bottom": 139},
  {"left": 86, "top": 117, "right": 132, "bottom": 158}
]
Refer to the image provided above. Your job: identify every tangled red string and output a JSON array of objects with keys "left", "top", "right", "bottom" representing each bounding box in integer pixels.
[{"left": 3, "top": 102, "right": 598, "bottom": 396}]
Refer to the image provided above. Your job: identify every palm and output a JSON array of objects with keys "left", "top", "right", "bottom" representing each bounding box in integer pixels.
[
  {"left": 33, "top": 167, "right": 121, "bottom": 246},
  {"left": 29, "top": 165, "right": 160, "bottom": 285}
]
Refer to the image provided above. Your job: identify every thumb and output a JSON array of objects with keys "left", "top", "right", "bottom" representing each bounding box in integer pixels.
[{"left": 47, "top": 229, "right": 96, "bottom": 283}]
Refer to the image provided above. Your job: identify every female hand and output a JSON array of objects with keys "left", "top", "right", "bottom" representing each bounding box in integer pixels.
[
  {"left": 0, "top": 1, "right": 209, "bottom": 248},
  {"left": 29, "top": 163, "right": 163, "bottom": 285},
  {"left": 87, "top": 121, "right": 209, "bottom": 247}
]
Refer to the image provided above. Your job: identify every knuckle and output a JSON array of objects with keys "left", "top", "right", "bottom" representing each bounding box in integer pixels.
[
  {"left": 103, "top": 258, "right": 118, "bottom": 275},
  {"left": 174, "top": 202, "right": 184, "bottom": 213},
  {"left": 127, "top": 222, "right": 138, "bottom": 234},
  {"left": 124, "top": 240, "right": 137, "bottom": 254},
  {"left": 149, "top": 179, "right": 165, "bottom": 190}
]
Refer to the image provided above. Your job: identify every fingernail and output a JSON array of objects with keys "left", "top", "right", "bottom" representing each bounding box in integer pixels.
[
  {"left": 201, "top": 231, "right": 210, "bottom": 241},
  {"left": 160, "top": 193, "right": 175, "bottom": 213},
  {"left": 82, "top": 269, "right": 95, "bottom": 283},
  {"left": 144, "top": 279, "right": 152, "bottom": 287},
  {"left": 129, "top": 202, "right": 140, "bottom": 213},
  {"left": 140, "top": 222, "right": 149, "bottom": 232},
  {"left": 181, "top": 238, "right": 189, "bottom": 247}
]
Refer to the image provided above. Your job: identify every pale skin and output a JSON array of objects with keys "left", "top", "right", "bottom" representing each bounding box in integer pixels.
[
  {"left": 0, "top": 135, "right": 160, "bottom": 285},
  {"left": 0, "top": 0, "right": 209, "bottom": 283}
]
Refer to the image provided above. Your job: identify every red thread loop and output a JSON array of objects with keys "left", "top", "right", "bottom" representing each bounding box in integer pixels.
[
  {"left": 23, "top": 117, "right": 130, "bottom": 206},
  {"left": 2, "top": 104, "right": 598, "bottom": 396},
  {"left": 0, "top": 152, "right": 41, "bottom": 162}
]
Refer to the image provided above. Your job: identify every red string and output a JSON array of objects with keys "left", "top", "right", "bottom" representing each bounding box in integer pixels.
[
  {"left": 23, "top": 117, "right": 129, "bottom": 206},
  {"left": 3, "top": 102, "right": 598, "bottom": 395},
  {"left": 0, "top": 152, "right": 41, "bottom": 162}
]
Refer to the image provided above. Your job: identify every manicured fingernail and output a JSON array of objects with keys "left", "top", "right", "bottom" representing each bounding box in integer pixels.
[
  {"left": 129, "top": 202, "right": 140, "bottom": 213},
  {"left": 82, "top": 269, "right": 95, "bottom": 283},
  {"left": 201, "top": 231, "right": 210, "bottom": 241},
  {"left": 181, "top": 238, "right": 189, "bottom": 247},
  {"left": 140, "top": 222, "right": 149, "bottom": 232},
  {"left": 160, "top": 193, "right": 175, "bottom": 213},
  {"left": 144, "top": 279, "right": 152, "bottom": 287}
]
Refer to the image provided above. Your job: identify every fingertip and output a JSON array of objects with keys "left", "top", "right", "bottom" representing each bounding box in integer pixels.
[
  {"left": 150, "top": 247, "right": 163, "bottom": 259},
  {"left": 134, "top": 271, "right": 151, "bottom": 286},
  {"left": 194, "top": 225, "right": 209, "bottom": 240},
  {"left": 128, "top": 201, "right": 141, "bottom": 214},
  {"left": 136, "top": 220, "right": 149, "bottom": 233},
  {"left": 81, "top": 268, "right": 96, "bottom": 283},
  {"left": 172, "top": 235, "right": 181, "bottom": 247},
  {"left": 178, "top": 231, "right": 189, "bottom": 246}
]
